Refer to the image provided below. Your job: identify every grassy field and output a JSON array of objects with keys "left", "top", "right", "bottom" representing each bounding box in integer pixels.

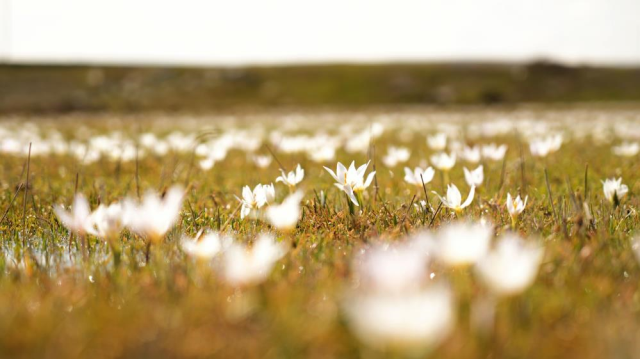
[
  {"left": 1, "top": 106, "right": 640, "bottom": 358},
  {"left": 2, "top": 62, "right": 640, "bottom": 113}
]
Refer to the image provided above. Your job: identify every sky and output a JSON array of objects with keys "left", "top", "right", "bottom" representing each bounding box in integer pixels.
[{"left": 1, "top": 0, "right": 639, "bottom": 66}]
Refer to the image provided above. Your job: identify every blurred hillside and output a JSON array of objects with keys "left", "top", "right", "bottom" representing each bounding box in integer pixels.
[{"left": 1, "top": 62, "right": 640, "bottom": 113}]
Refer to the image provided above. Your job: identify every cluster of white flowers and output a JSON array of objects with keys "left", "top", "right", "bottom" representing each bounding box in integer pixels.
[
  {"left": 424, "top": 221, "right": 544, "bottom": 296},
  {"left": 344, "top": 219, "right": 544, "bottom": 353},
  {"left": 237, "top": 164, "right": 306, "bottom": 229},
  {"left": 55, "top": 186, "right": 184, "bottom": 244},
  {"left": 55, "top": 186, "right": 288, "bottom": 286},
  {"left": 4, "top": 109, "right": 640, "bottom": 163}
]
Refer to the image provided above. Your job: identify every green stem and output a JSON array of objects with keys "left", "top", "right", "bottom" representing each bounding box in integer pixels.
[
  {"left": 109, "top": 238, "right": 122, "bottom": 268},
  {"left": 355, "top": 191, "right": 365, "bottom": 212},
  {"left": 346, "top": 193, "right": 355, "bottom": 216}
]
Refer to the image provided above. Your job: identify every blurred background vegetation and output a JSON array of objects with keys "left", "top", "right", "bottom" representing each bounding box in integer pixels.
[{"left": 2, "top": 61, "right": 640, "bottom": 113}]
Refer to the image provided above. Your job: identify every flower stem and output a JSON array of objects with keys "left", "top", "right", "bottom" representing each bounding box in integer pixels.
[{"left": 346, "top": 193, "right": 355, "bottom": 216}]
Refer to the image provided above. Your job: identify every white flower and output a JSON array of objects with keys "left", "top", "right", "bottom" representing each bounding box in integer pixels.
[
  {"left": 354, "top": 242, "right": 430, "bottom": 295},
  {"left": 403, "top": 166, "right": 435, "bottom": 187},
  {"left": 432, "top": 184, "right": 475, "bottom": 212},
  {"left": 263, "top": 183, "right": 276, "bottom": 204},
  {"left": 506, "top": 193, "right": 528, "bottom": 218},
  {"left": 266, "top": 191, "right": 304, "bottom": 231},
  {"left": 612, "top": 142, "right": 639, "bottom": 157},
  {"left": 481, "top": 143, "right": 508, "bottom": 161},
  {"left": 324, "top": 161, "right": 376, "bottom": 207},
  {"left": 461, "top": 145, "right": 481, "bottom": 163},
  {"left": 529, "top": 134, "right": 563, "bottom": 157},
  {"left": 54, "top": 193, "right": 93, "bottom": 235},
  {"left": 222, "top": 234, "right": 287, "bottom": 286},
  {"left": 343, "top": 285, "right": 454, "bottom": 353},
  {"left": 475, "top": 234, "right": 543, "bottom": 296},
  {"left": 181, "top": 231, "right": 232, "bottom": 260},
  {"left": 602, "top": 177, "right": 628, "bottom": 203},
  {"left": 430, "top": 152, "right": 456, "bottom": 171},
  {"left": 87, "top": 202, "right": 124, "bottom": 240},
  {"left": 427, "top": 133, "right": 447, "bottom": 151},
  {"left": 276, "top": 164, "right": 304, "bottom": 188},
  {"left": 123, "top": 186, "right": 184, "bottom": 242},
  {"left": 463, "top": 165, "right": 484, "bottom": 187},
  {"left": 198, "top": 157, "right": 215, "bottom": 171},
  {"left": 434, "top": 221, "right": 492, "bottom": 266},
  {"left": 382, "top": 146, "right": 411, "bottom": 167},
  {"left": 252, "top": 154, "right": 272, "bottom": 168},
  {"left": 238, "top": 184, "right": 275, "bottom": 219},
  {"left": 239, "top": 185, "right": 265, "bottom": 214},
  {"left": 153, "top": 141, "right": 169, "bottom": 156}
]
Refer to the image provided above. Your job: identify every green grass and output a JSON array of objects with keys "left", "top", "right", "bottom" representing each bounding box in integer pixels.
[{"left": 1, "top": 107, "right": 640, "bottom": 358}]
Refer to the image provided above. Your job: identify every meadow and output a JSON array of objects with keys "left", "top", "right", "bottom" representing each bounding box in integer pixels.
[{"left": 0, "top": 106, "right": 640, "bottom": 358}]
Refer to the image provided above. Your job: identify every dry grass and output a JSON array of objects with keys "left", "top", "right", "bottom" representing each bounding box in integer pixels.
[{"left": 0, "top": 107, "right": 640, "bottom": 359}]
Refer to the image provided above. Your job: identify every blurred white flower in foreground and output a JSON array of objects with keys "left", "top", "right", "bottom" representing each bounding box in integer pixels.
[
  {"left": 87, "top": 202, "right": 124, "bottom": 240},
  {"left": 181, "top": 231, "right": 232, "bottom": 260},
  {"left": 344, "top": 285, "right": 454, "bottom": 353},
  {"left": 434, "top": 221, "right": 492, "bottom": 266},
  {"left": 382, "top": 146, "right": 411, "bottom": 167},
  {"left": 481, "top": 143, "right": 508, "bottom": 161},
  {"left": 276, "top": 164, "right": 304, "bottom": 189},
  {"left": 602, "top": 177, "right": 628, "bottom": 203},
  {"left": 529, "top": 134, "right": 563, "bottom": 157},
  {"left": 432, "top": 184, "right": 475, "bottom": 213},
  {"left": 403, "top": 166, "right": 435, "bottom": 187},
  {"left": 427, "top": 133, "right": 447, "bottom": 151},
  {"left": 123, "top": 186, "right": 184, "bottom": 243},
  {"left": 430, "top": 152, "right": 456, "bottom": 172},
  {"left": 266, "top": 191, "right": 304, "bottom": 231},
  {"left": 222, "top": 234, "right": 287, "bottom": 286},
  {"left": 354, "top": 242, "right": 430, "bottom": 295},
  {"left": 54, "top": 193, "right": 93, "bottom": 236},
  {"left": 475, "top": 234, "right": 543, "bottom": 296},
  {"left": 324, "top": 161, "right": 376, "bottom": 207},
  {"left": 344, "top": 241, "right": 453, "bottom": 353},
  {"left": 463, "top": 165, "right": 484, "bottom": 187},
  {"left": 612, "top": 142, "right": 639, "bottom": 157},
  {"left": 198, "top": 157, "right": 215, "bottom": 171}
]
